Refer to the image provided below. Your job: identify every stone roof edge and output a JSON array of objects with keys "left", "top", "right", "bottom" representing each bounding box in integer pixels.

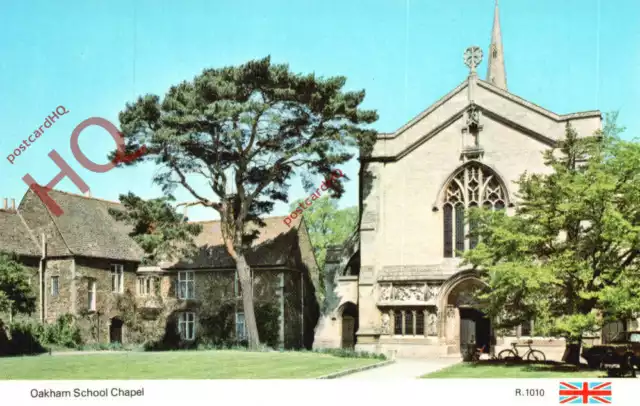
[
  {"left": 376, "top": 80, "right": 468, "bottom": 140},
  {"left": 477, "top": 80, "right": 602, "bottom": 122},
  {"left": 363, "top": 100, "right": 564, "bottom": 163},
  {"left": 158, "top": 265, "right": 299, "bottom": 272},
  {"left": 16, "top": 208, "right": 42, "bottom": 257},
  {"left": 19, "top": 188, "right": 74, "bottom": 257}
]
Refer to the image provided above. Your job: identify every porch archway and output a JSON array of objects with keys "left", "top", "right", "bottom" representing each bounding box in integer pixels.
[
  {"left": 337, "top": 302, "right": 358, "bottom": 349},
  {"left": 438, "top": 271, "right": 492, "bottom": 355}
]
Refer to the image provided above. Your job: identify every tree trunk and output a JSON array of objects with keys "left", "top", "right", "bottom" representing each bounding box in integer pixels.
[
  {"left": 236, "top": 254, "right": 260, "bottom": 349},
  {"left": 562, "top": 340, "right": 582, "bottom": 365}
]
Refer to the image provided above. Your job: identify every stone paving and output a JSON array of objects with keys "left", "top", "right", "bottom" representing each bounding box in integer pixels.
[{"left": 340, "top": 357, "right": 460, "bottom": 379}]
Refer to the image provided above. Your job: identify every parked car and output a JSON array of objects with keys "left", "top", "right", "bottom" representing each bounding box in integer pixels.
[{"left": 581, "top": 331, "right": 640, "bottom": 376}]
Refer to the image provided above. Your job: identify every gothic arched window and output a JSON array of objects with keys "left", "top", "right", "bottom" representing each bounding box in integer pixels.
[{"left": 442, "top": 164, "right": 507, "bottom": 258}]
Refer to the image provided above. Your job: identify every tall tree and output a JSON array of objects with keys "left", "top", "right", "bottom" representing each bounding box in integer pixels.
[
  {"left": 289, "top": 196, "right": 358, "bottom": 294},
  {"left": 465, "top": 114, "right": 640, "bottom": 364},
  {"left": 108, "top": 193, "right": 203, "bottom": 265},
  {"left": 0, "top": 253, "right": 36, "bottom": 318},
  {"left": 114, "top": 56, "right": 377, "bottom": 348}
]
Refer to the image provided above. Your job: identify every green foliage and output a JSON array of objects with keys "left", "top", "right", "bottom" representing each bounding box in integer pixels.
[
  {"left": 1, "top": 320, "right": 46, "bottom": 356},
  {"left": 255, "top": 302, "right": 280, "bottom": 348},
  {"left": 0, "top": 314, "right": 82, "bottom": 356},
  {"left": 42, "top": 314, "right": 83, "bottom": 348},
  {"left": 115, "top": 56, "right": 378, "bottom": 347},
  {"left": 0, "top": 253, "right": 36, "bottom": 316},
  {"left": 311, "top": 348, "right": 387, "bottom": 360},
  {"left": 197, "top": 302, "right": 236, "bottom": 348},
  {"left": 109, "top": 193, "right": 203, "bottom": 265},
  {"left": 289, "top": 196, "right": 358, "bottom": 293},
  {"left": 145, "top": 316, "right": 186, "bottom": 351},
  {"left": 465, "top": 113, "right": 640, "bottom": 343}
]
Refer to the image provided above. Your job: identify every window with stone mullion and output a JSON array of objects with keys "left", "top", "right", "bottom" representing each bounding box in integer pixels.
[{"left": 443, "top": 164, "right": 507, "bottom": 257}]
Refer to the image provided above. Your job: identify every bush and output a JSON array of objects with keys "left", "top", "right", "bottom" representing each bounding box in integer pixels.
[
  {"left": 313, "top": 348, "right": 387, "bottom": 361},
  {"left": 255, "top": 302, "right": 280, "bottom": 348},
  {"left": 0, "top": 314, "right": 83, "bottom": 356},
  {"left": 1, "top": 320, "right": 47, "bottom": 356},
  {"left": 44, "top": 314, "right": 83, "bottom": 348}
]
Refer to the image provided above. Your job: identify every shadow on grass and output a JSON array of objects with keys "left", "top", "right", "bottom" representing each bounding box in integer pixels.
[{"left": 465, "top": 359, "right": 601, "bottom": 373}]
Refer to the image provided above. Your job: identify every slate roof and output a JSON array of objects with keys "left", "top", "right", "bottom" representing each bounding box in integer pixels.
[
  {"left": 0, "top": 210, "right": 40, "bottom": 257},
  {"left": 19, "top": 189, "right": 145, "bottom": 262},
  {"left": 168, "top": 216, "right": 302, "bottom": 269},
  {"left": 4, "top": 187, "right": 301, "bottom": 266}
]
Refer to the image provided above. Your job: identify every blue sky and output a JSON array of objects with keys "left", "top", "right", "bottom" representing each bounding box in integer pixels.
[{"left": 1, "top": 0, "right": 638, "bottom": 221}]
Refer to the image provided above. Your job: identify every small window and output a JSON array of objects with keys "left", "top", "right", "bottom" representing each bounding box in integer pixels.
[
  {"left": 137, "top": 277, "right": 146, "bottom": 295},
  {"left": 178, "top": 312, "right": 196, "bottom": 340},
  {"left": 629, "top": 333, "right": 640, "bottom": 343},
  {"left": 111, "top": 264, "right": 124, "bottom": 293},
  {"left": 51, "top": 276, "right": 59, "bottom": 297},
  {"left": 394, "top": 312, "right": 403, "bottom": 335},
  {"left": 405, "top": 311, "right": 415, "bottom": 336},
  {"left": 88, "top": 280, "right": 96, "bottom": 311},
  {"left": 416, "top": 311, "right": 425, "bottom": 336},
  {"left": 178, "top": 271, "right": 195, "bottom": 299},
  {"left": 236, "top": 312, "right": 246, "bottom": 340},
  {"left": 392, "top": 309, "right": 424, "bottom": 336}
]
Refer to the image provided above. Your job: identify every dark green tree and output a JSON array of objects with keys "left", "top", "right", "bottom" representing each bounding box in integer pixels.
[
  {"left": 289, "top": 196, "right": 358, "bottom": 295},
  {"left": 114, "top": 56, "right": 377, "bottom": 348},
  {"left": 109, "top": 193, "right": 203, "bottom": 265},
  {"left": 465, "top": 114, "right": 640, "bottom": 364},
  {"left": 0, "top": 253, "right": 36, "bottom": 318}
]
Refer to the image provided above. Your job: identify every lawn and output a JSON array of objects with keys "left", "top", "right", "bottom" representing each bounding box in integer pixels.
[
  {"left": 423, "top": 361, "right": 605, "bottom": 378},
  {"left": 0, "top": 350, "right": 382, "bottom": 379}
]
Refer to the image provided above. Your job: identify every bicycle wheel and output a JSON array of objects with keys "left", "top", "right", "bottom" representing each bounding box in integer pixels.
[
  {"left": 526, "top": 349, "right": 546, "bottom": 363},
  {"left": 498, "top": 349, "right": 518, "bottom": 361}
]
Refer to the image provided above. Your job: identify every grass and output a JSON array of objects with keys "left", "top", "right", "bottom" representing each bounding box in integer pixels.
[
  {"left": 0, "top": 350, "right": 382, "bottom": 379},
  {"left": 423, "top": 360, "right": 606, "bottom": 378}
]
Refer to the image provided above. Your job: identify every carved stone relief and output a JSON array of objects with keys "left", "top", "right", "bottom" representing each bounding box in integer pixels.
[
  {"left": 426, "top": 284, "right": 439, "bottom": 301},
  {"left": 379, "top": 284, "right": 392, "bottom": 301},
  {"left": 427, "top": 311, "right": 438, "bottom": 336},
  {"left": 393, "top": 284, "right": 427, "bottom": 302},
  {"left": 377, "top": 283, "right": 440, "bottom": 303},
  {"left": 381, "top": 313, "right": 390, "bottom": 334}
]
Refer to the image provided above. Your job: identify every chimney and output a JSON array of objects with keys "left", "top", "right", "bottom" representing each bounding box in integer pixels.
[
  {"left": 3, "top": 198, "right": 7, "bottom": 210},
  {"left": 11, "top": 198, "right": 15, "bottom": 211}
]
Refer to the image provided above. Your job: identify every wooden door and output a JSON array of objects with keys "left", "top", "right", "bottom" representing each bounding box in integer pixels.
[{"left": 342, "top": 316, "right": 355, "bottom": 349}]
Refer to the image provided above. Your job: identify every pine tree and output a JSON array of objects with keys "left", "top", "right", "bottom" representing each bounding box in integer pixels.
[{"left": 114, "top": 57, "right": 377, "bottom": 349}]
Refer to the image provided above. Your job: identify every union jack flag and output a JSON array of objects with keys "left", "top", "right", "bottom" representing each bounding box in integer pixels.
[{"left": 559, "top": 382, "right": 612, "bottom": 404}]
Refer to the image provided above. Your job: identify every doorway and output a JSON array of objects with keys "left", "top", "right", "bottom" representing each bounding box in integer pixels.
[
  {"left": 459, "top": 308, "right": 491, "bottom": 353},
  {"left": 340, "top": 302, "right": 358, "bottom": 349},
  {"left": 110, "top": 317, "right": 124, "bottom": 344}
]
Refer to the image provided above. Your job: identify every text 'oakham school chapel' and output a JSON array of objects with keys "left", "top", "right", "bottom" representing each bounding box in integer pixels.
[{"left": 312, "top": 1, "right": 634, "bottom": 359}]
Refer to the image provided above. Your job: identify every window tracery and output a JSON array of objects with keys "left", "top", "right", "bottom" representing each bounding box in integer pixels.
[{"left": 443, "top": 164, "right": 507, "bottom": 257}]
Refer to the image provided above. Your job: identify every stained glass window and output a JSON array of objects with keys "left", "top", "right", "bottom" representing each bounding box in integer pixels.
[{"left": 443, "top": 164, "right": 507, "bottom": 257}]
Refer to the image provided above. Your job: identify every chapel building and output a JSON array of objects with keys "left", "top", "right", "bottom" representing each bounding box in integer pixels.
[{"left": 314, "top": 1, "right": 608, "bottom": 359}]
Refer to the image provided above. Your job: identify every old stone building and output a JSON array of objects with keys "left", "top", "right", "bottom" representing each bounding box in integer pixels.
[
  {"left": 314, "top": 2, "right": 608, "bottom": 358},
  {"left": 0, "top": 188, "right": 319, "bottom": 349}
]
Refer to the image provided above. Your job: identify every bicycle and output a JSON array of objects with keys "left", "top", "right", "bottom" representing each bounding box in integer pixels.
[{"left": 497, "top": 339, "right": 546, "bottom": 362}]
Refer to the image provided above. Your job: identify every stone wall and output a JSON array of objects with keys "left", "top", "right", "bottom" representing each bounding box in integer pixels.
[
  {"left": 44, "top": 259, "right": 74, "bottom": 323},
  {"left": 73, "top": 257, "right": 138, "bottom": 344}
]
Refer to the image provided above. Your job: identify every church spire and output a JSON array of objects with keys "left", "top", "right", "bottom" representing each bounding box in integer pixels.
[{"left": 486, "top": 0, "right": 507, "bottom": 90}]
